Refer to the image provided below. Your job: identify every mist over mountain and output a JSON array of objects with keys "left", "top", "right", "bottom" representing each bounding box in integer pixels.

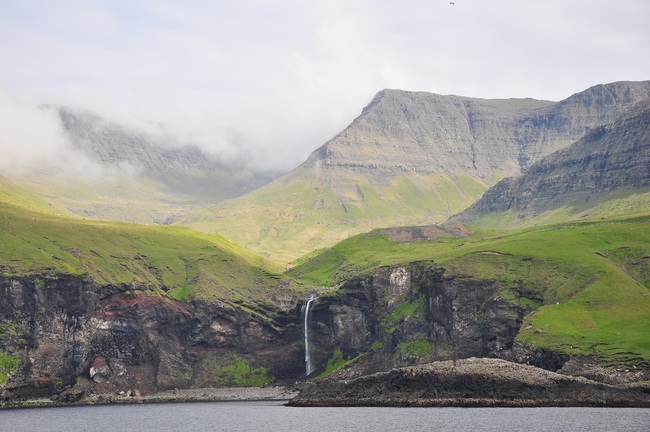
[
  {"left": 2, "top": 81, "right": 649, "bottom": 260},
  {"left": 48, "top": 105, "right": 283, "bottom": 201},
  {"left": 451, "top": 98, "right": 650, "bottom": 226}
]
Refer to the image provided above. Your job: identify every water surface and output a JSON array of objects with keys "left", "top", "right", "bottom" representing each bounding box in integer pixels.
[{"left": 2, "top": 401, "right": 648, "bottom": 432}]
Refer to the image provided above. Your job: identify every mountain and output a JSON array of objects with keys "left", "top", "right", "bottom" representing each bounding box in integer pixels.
[
  {"left": 452, "top": 98, "right": 650, "bottom": 227},
  {"left": 9, "top": 106, "right": 283, "bottom": 223},
  {"left": 3, "top": 196, "right": 649, "bottom": 403},
  {"left": 3, "top": 82, "right": 650, "bottom": 405},
  {"left": 190, "top": 81, "right": 650, "bottom": 263}
]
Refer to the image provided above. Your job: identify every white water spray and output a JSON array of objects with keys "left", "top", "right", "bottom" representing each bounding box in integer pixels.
[{"left": 302, "top": 294, "right": 316, "bottom": 376}]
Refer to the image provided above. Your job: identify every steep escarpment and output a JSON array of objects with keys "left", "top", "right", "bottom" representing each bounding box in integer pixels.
[
  {"left": 0, "top": 201, "right": 308, "bottom": 402},
  {"left": 289, "top": 213, "right": 650, "bottom": 381},
  {"left": 454, "top": 98, "right": 650, "bottom": 226},
  {"left": 308, "top": 81, "right": 650, "bottom": 182},
  {"left": 303, "top": 262, "right": 565, "bottom": 380},
  {"left": 0, "top": 274, "right": 305, "bottom": 402}
]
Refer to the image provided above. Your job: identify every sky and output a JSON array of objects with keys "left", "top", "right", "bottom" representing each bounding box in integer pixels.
[{"left": 1, "top": 0, "right": 649, "bottom": 172}]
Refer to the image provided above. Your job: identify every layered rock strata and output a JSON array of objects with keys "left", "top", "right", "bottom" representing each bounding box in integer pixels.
[
  {"left": 288, "top": 358, "right": 650, "bottom": 407},
  {"left": 0, "top": 275, "right": 304, "bottom": 401}
]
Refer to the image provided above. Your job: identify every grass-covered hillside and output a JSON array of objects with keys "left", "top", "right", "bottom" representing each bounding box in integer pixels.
[
  {"left": 455, "top": 187, "right": 650, "bottom": 231},
  {"left": 180, "top": 166, "right": 487, "bottom": 266},
  {"left": 0, "top": 199, "right": 293, "bottom": 304},
  {"left": 289, "top": 214, "right": 650, "bottom": 365}
]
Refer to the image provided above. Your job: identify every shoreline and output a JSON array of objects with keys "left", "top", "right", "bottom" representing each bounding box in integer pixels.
[
  {"left": 288, "top": 358, "right": 650, "bottom": 409},
  {"left": 0, "top": 386, "right": 299, "bottom": 410}
]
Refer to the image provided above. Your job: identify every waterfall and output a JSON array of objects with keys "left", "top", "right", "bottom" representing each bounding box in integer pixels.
[{"left": 302, "top": 294, "right": 316, "bottom": 376}]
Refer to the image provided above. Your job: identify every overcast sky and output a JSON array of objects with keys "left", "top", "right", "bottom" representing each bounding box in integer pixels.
[{"left": 1, "top": 0, "right": 648, "bottom": 171}]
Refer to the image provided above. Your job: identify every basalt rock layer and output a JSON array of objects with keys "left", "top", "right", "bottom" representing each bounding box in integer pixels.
[
  {"left": 304, "top": 262, "right": 565, "bottom": 379},
  {"left": 288, "top": 358, "right": 650, "bottom": 407},
  {"left": 0, "top": 275, "right": 304, "bottom": 401}
]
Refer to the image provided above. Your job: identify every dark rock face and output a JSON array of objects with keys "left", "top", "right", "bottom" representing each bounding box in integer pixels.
[
  {"left": 0, "top": 275, "right": 304, "bottom": 401},
  {"left": 289, "top": 358, "right": 650, "bottom": 407},
  {"left": 454, "top": 98, "right": 650, "bottom": 221},
  {"left": 306, "top": 262, "right": 564, "bottom": 378}
]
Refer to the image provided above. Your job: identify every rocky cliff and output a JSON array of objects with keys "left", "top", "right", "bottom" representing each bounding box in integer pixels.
[
  {"left": 0, "top": 274, "right": 305, "bottom": 401},
  {"left": 1, "top": 258, "right": 647, "bottom": 403},
  {"left": 304, "top": 262, "right": 565, "bottom": 380},
  {"left": 307, "top": 80, "right": 650, "bottom": 184},
  {"left": 453, "top": 98, "right": 650, "bottom": 224}
]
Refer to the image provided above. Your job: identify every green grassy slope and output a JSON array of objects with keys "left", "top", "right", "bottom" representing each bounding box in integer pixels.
[
  {"left": 7, "top": 171, "right": 196, "bottom": 224},
  {"left": 0, "top": 200, "right": 292, "bottom": 304},
  {"left": 288, "top": 214, "right": 650, "bottom": 364},
  {"left": 0, "top": 176, "right": 63, "bottom": 215},
  {"left": 180, "top": 167, "right": 488, "bottom": 266},
  {"left": 462, "top": 188, "right": 650, "bottom": 231}
]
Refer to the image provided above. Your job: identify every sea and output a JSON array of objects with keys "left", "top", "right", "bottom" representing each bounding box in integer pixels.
[{"left": 1, "top": 401, "right": 648, "bottom": 432}]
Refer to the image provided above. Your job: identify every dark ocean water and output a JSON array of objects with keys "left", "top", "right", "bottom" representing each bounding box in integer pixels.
[{"left": 1, "top": 400, "right": 648, "bottom": 432}]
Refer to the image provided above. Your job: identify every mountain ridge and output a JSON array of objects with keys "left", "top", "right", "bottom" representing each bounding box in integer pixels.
[
  {"left": 196, "top": 80, "right": 650, "bottom": 263},
  {"left": 452, "top": 98, "right": 650, "bottom": 226}
]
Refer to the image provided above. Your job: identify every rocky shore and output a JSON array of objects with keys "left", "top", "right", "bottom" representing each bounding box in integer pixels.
[
  {"left": 0, "top": 386, "right": 298, "bottom": 410},
  {"left": 288, "top": 358, "right": 650, "bottom": 408}
]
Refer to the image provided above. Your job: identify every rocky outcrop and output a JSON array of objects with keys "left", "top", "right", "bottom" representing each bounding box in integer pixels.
[
  {"left": 305, "top": 262, "right": 564, "bottom": 379},
  {"left": 288, "top": 357, "right": 650, "bottom": 407},
  {"left": 0, "top": 275, "right": 305, "bottom": 401},
  {"left": 454, "top": 98, "right": 650, "bottom": 222}
]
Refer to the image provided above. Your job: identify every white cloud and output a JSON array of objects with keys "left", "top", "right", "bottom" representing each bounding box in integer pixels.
[
  {"left": 0, "top": 0, "right": 648, "bottom": 171},
  {"left": 0, "top": 91, "right": 68, "bottom": 173}
]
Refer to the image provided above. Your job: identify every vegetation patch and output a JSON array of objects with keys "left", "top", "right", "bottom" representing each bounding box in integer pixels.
[
  {"left": 0, "top": 351, "right": 19, "bottom": 384},
  {"left": 195, "top": 353, "right": 275, "bottom": 387},
  {"left": 181, "top": 169, "right": 487, "bottom": 265},
  {"left": 0, "top": 201, "right": 295, "bottom": 304},
  {"left": 385, "top": 296, "right": 425, "bottom": 333},
  {"left": 393, "top": 341, "right": 436, "bottom": 364},
  {"left": 314, "top": 348, "right": 360, "bottom": 379}
]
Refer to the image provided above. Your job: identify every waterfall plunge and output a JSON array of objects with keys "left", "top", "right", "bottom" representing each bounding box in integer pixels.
[{"left": 302, "top": 294, "right": 316, "bottom": 376}]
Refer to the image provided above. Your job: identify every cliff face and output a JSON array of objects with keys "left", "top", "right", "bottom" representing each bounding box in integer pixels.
[
  {"left": 0, "top": 275, "right": 304, "bottom": 401},
  {"left": 0, "top": 262, "right": 566, "bottom": 401},
  {"left": 307, "top": 81, "right": 650, "bottom": 184},
  {"left": 305, "top": 262, "right": 565, "bottom": 379},
  {"left": 454, "top": 98, "right": 650, "bottom": 222}
]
